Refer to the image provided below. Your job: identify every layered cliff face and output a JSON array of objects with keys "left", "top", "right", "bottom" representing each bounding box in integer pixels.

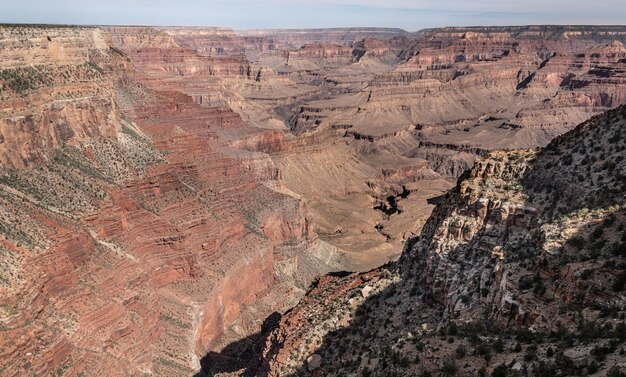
[
  {"left": 0, "top": 26, "right": 340, "bottom": 377},
  {"left": 100, "top": 25, "right": 626, "bottom": 272},
  {"left": 0, "top": 26, "right": 121, "bottom": 170},
  {"left": 211, "top": 26, "right": 626, "bottom": 271},
  {"left": 3, "top": 24, "right": 626, "bottom": 377},
  {"left": 160, "top": 27, "right": 408, "bottom": 61},
  {"left": 363, "top": 29, "right": 626, "bottom": 150},
  {"left": 102, "top": 27, "right": 438, "bottom": 271},
  {"left": 249, "top": 106, "right": 626, "bottom": 377},
  {"left": 238, "top": 28, "right": 408, "bottom": 53}
]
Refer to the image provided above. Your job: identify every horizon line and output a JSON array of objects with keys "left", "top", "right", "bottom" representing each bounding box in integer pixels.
[{"left": 1, "top": 22, "right": 626, "bottom": 34}]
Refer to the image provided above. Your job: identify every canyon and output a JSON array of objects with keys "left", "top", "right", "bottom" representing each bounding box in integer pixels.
[
  {"left": 0, "top": 24, "right": 624, "bottom": 377},
  {"left": 248, "top": 105, "right": 626, "bottom": 377}
]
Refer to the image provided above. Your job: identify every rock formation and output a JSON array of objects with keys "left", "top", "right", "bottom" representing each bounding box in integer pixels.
[
  {"left": 1, "top": 24, "right": 626, "bottom": 377},
  {"left": 164, "top": 24, "right": 626, "bottom": 270},
  {"left": 246, "top": 105, "right": 626, "bottom": 377},
  {"left": 0, "top": 25, "right": 341, "bottom": 376}
]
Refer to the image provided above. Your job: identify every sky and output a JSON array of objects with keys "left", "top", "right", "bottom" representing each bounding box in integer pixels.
[{"left": 1, "top": 0, "right": 625, "bottom": 31}]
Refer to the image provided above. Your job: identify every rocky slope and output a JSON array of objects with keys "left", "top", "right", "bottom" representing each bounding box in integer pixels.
[
  {"left": 245, "top": 106, "right": 626, "bottom": 377},
  {"left": 2, "top": 24, "right": 626, "bottom": 377},
  {"left": 0, "top": 25, "right": 340, "bottom": 377},
  {"left": 0, "top": 26, "right": 121, "bottom": 169}
]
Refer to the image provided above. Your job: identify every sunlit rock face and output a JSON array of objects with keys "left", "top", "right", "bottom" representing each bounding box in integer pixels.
[
  {"left": 1, "top": 24, "right": 626, "bottom": 377},
  {"left": 128, "top": 25, "right": 626, "bottom": 272},
  {"left": 0, "top": 25, "right": 339, "bottom": 377}
]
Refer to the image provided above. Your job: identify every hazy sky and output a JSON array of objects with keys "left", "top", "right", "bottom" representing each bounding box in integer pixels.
[{"left": 1, "top": 0, "right": 625, "bottom": 31}]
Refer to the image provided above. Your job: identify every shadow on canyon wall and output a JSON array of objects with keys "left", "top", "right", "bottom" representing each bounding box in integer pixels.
[
  {"left": 193, "top": 312, "right": 282, "bottom": 377},
  {"left": 194, "top": 107, "right": 626, "bottom": 377}
]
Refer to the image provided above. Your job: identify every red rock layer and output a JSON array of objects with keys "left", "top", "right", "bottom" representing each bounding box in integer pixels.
[
  {"left": 106, "top": 27, "right": 256, "bottom": 78},
  {"left": 0, "top": 26, "right": 332, "bottom": 377}
]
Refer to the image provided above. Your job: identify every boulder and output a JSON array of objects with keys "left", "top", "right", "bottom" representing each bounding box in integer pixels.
[
  {"left": 307, "top": 353, "right": 322, "bottom": 371},
  {"left": 361, "top": 285, "right": 373, "bottom": 298}
]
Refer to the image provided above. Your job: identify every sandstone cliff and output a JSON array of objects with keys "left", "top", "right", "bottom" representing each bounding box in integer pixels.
[{"left": 0, "top": 26, "right": 122, "bottom": 170}]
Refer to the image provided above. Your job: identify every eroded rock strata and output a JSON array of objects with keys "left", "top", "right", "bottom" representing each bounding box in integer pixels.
[
  {"left": 1, "top": 24, "right": 626, "bottom": 377},
  {"left": 247, "top": 106, "right": 626, "bottom": 377},
  {"left": 103, "top": 25, "right": 626, "bottom": 272},
  {"left": 0, "top": 25, "right": 340, "bottom": 376}
]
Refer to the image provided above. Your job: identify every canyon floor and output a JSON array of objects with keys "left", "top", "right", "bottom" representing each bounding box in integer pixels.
[{"left": 0, "top": 24, "right": 625, "bottom": 376}]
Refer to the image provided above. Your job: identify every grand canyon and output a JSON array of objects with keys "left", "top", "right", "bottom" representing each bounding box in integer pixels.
[{"left": 0, "top": 22, "right": 625, "bottom": 377}]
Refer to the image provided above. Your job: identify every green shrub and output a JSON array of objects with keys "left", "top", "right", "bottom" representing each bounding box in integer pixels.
[
  {"left": 442, "top": 360, "right": 457, "bottom": 376},
  {"left": 567, "top": 236, "right": 585, "bottom": 249},
  {"left": 492, "top": 364, "right": 508, "bottom": 377},
  {"left": 613, "top": 271, "right": 626, "bottom": 292},
  {"left": 0, "top": 66, "right": 53, "bottom": 93},
  {"left": 494, "top": 338, "right": 504, "bottom": 353},
  {"left": 608, "top": 365, "right": 626, "bottom": 377},
  {"left": 455, "top": 345, "right": 467, "bottom": 359},
  {"left": 590, "top": 227, "right": 604, "bottom": 240}
]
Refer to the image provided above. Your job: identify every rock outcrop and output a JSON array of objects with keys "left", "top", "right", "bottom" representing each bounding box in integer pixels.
[
  {"left": 0, "top": 26, "right": 122, "bottom": 170},
  {"left": 248, "top": 106, "right": 626, "bottom": 377}
]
